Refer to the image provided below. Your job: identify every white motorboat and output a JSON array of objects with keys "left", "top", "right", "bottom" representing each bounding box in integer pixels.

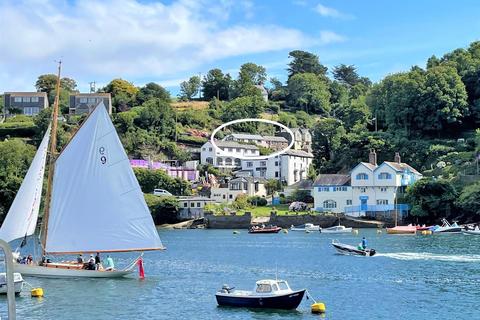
[
  {"left": 321, "top": 225, "right": 352, "bottom": 234},
  {"left": 0, "top": 273, "right": 23, "bottom": 294},
  {"left": 290, "top": 223, "right": 321, "bottom": 232},
  {"left": 0, "top": 64, "right": 164, "bottom": 278},
  {"left": 463, "top": 225, "right": 480, "bottom": 235},
  {"left": 432, "top": 218, "right": 462, "bottom": 233}
]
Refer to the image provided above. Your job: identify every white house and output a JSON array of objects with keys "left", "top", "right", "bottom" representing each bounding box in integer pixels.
[
  {"left": 178, "top": 196, "right": 214, "bottom": 219},
  {"left": 200, "top": 140, "right": 260, "bottom": 169},
  {"left": 223, "top": 133, "right": 263, "bottom": 145},
  {"left": 313, "top": 150, "right": 423, "bottom": 216},
  {"left": 239, "top": 149, "right": 313, "bottom": 186},
  {"left": 276, "top": 128, "right": 312, "bottom": 152},
  {"left": 210, "top": 177, "right": 267, "bottom": 203}
]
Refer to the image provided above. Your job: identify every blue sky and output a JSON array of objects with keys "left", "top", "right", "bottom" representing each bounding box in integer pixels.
[{"left": 1, "top": 0, "right": 479, "bottom": 95}]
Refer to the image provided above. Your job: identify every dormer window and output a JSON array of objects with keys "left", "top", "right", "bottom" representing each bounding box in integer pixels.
[
  {"left": 378, "top": 172, "right": 392, "bottom": 180},
  {"left": 356, "top": 173, "right": 368, "bottom": 180}
]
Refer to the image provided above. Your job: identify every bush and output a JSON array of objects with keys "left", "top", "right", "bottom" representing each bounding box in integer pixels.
[
  {"left": 134, "top": 168, "right": 191, "bottom": 195},
  {"left": 232, "top": 194, "right": 250, "bottom": 210},
  {"left": 144, "top": 194, "right": 179, "bottom": 224},
  {"left": 248, "top": 196, "right": 267, "bottom": 206}
]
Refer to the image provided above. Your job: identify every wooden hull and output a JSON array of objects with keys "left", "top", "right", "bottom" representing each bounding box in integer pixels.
[
  {"left": 14, "top": 263, "right": 133, "bottom": 278},
  {"left": 216, "top": 289, "right": 305, "bottom": 310},
  {"left": 249, "top": 227, "right": 282, "bottom": 234}
]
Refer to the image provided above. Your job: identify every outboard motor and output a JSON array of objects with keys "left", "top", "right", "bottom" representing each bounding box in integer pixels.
[
  {"left": 369, "top": 249, "right": 376, "bottom": 257},
  {"left": 221, "top": 284, "right": 234, "bottom": 293}
]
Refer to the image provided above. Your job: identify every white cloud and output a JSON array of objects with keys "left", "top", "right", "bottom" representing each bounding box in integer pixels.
[
  {"left": 0, "top": 0, "right": 344, "bottom": 91},
  {"left": 318, "top": 30, "right": 347, "bottom": 44},
  {"left": 315, "top": 3, "right": 351, "bottom": 19}
]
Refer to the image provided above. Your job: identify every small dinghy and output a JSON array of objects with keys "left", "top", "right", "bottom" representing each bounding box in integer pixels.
[
  {"left": 249, "top": 225, "right": 282, "bottom": 234},
  {"left": 0, "top": 273, "right": 24, "bottom": 295},
  {"left": 290, "top": 223, "right": 320, "bottom": 232},
  {"left": 331, "top": 240, "right": 376, "bottom": 256},
  {"left": 386, "top": 225, "right": 417, "bottom": 234},
  {"left": 321, "top": 225, "right": 352, "bottom": 234},
  {"left": 463, "top": 225, "right": 480, "bottom": 235},
  {"left": 215, "top": 279, "right": 305, "bottom": 310}
]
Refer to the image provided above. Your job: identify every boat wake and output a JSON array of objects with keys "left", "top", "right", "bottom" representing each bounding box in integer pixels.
[{"left": 376, "top": 252, "right": 480, "bottom": 263}]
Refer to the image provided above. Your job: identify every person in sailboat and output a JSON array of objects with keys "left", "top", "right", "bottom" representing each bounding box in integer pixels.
[
  {"left": 26, "top": 254, "right": 33, "bottom": 265},
  {"left": 77, "top": 254, "right": 84, "bottom": 264},
  {"left": 103, "top": 255, "right": 115, "bottom": 271},
  {"left": 87, "top": 255, "right": 96, "bottom": 270},
  {"left": 95, "top": 252, "right": 102, "bottom": 270}
]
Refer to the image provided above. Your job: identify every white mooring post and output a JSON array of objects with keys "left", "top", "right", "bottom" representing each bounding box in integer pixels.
[{"left": 0, "top": 239, "right": 16, "bottom": 319}]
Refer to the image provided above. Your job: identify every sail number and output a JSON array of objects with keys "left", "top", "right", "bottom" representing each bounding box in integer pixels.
[{"left": 99, "top": 147, "right": 107, "bottom": 164}]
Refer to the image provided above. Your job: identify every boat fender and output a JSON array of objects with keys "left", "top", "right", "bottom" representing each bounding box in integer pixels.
[
  {"left": 353, "top": 229, "right": 359, "bottom": 234},
  {"left": 311, "top": 302, "right": 326, "bottom": 314},
  {"left": 282, "top": 229, "right": 288, "bottom": 234},
  {"left": 31, "top": 288, "right": 44, "bottom": 298}
]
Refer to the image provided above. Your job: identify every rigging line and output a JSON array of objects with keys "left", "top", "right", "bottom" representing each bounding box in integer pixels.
[
  {"left": 107, "top": 157, "right": 129, "bottom": 168},
  {"left": 119, "top": 187, "right": 141, "bottom": 196},
  {"left": 96, "top": 128, "right": 116, "bottom": 141}
]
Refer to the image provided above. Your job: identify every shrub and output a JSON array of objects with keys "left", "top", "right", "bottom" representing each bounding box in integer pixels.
[
  {"left": 248, "top": 196, "right": 267, "bottom": 206},
  {"left": 144, "top": 194, "right": 179, "bottom": 224}
]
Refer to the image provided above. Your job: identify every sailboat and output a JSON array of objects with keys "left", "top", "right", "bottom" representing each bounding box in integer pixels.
[{"left": 1, "top": 63, "right": 164, "bottom": 278}]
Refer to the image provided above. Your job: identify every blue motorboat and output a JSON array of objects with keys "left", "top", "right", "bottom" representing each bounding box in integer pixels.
[{"left": 215, "top": 279, "right": 305, "bottom": 310}]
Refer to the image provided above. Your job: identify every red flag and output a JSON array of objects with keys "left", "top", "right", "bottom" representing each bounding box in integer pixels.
[{"left": 137, "top": 257, "right": 145, "bottom": 279}]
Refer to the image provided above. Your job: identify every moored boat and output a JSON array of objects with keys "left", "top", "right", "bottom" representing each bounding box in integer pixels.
[
  {"left": 386, "top": 225, "right": 417, "bottom": 234},
  {"left": 0, "top": 273, "right": 23, "bottom": 294},
  {"left": 331, "top": 240, "right": 376, "bottom": 256},
  {"left": 249, "top": 225, "right": 282, "bottom": 234},
  {"left": 215, "top": 279, "right": 305, "bottom": 310},
  {"left": 463, "top": 225, "right": 480, "bottom": 235},
  {"left": 432, "top": 219, "right": 462, "bottom": 233},
  {"left": 321, "top": 225, "right": 352, "bottom": 234},
  {"left": 290, "top": 223, "right": 320, "bottom": 232}
]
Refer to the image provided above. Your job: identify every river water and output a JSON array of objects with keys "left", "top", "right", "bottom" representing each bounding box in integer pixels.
[{"left": 2, "top": 229, "right": 480, "bottom": 319}]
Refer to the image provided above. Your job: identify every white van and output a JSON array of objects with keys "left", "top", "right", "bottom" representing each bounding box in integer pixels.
[{"left": 153, "top": 189, "right": 173, "bottom": 196}]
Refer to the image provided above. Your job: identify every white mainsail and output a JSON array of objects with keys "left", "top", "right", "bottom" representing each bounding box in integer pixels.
[
  {"left": 0, "top": 127, "right": 51, "bottom": 243},
  {"left": 45, "top": 103, "right": 163, "bottom": 254}
]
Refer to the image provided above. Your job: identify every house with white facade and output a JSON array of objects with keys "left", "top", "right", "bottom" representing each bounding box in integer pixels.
[
  {"left": 239, "top": 149, "right": 313, "bottom": 186},
  {"left": 178, "top": 196, "right": 214, "bottom": 219},
  {"left": 200, "top": 140, "right": 260, "bottom": 169},
  {"left": 210, "top": 177, "right": 267, "bottom": 203},
  {"left": 276, "top": 128, "right": 312, "bottom": 152},
  {"left": 223, "top": 133, "right": 263, "bottom": 145},
  {"left": 312, "top": 150, "right": 423, "bottom": 217}
]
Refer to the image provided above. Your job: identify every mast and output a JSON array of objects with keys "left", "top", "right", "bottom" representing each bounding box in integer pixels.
[{"left": 41, "top": 60, "right": 62, "bottom": 255}]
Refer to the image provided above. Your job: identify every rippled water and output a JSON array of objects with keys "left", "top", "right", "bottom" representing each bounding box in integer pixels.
[{"left": 1, "top": 229, "right": 479, "bottom": 319}]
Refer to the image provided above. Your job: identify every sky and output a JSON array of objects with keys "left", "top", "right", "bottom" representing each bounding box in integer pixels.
[{"left": 1, "top": 0, "right": 480, "bottom": 95}]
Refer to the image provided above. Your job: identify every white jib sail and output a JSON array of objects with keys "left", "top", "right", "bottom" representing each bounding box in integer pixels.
[
  {"left": 45, "top": 102, "right": 163, "bottom": 253},
  {"left": 0, "top": 127, "right": 51, "bottom": 243}
]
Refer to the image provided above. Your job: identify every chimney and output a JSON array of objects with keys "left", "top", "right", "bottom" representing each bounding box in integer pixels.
[
  {"left": 394, "top": 152, "right": 401, "bottom": 164},
  {"left": 369, "top": 149, "right": 377, "bottom": 166}
]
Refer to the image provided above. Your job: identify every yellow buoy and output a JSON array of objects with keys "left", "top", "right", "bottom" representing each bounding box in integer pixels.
[
  {"left": 421, "top": 230, "right": 432, "bottom": 235},
  {"left": 31, "top": 288, "right": 44, "bottom": 297},
  {"left": 311, "top": 302, "right": 326, "bottom": 314},
  {"left": 282, "top": 229, "right": 289, "bottom": 234}
]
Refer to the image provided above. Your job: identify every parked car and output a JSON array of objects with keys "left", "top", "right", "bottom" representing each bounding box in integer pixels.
[{"left": 153, "top": 189, "right": 173, "bottom": 196}]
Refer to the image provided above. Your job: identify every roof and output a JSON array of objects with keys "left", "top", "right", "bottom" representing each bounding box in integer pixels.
[
  {"left": 359, "top": 162, "right": 377, "bottom": 170},
  {"left": 282, "top": 149, "right": 314, "bottom": 158},
  {"left": 177, "top": 196, "right": 214, "bottom": 201},
  {"left": 5, "top": 92, "right": 47, "bottom": 97},
  {"left": 382, "top": 161, "right": 422, "bottom": 175},
  {"left": 214, "top": 140, "right": 259, "bottom": 150},
  {"left": 263, "top": 136, "right": 288, "bottom": 142},
  {"left": 287, "top": 179, "right": 314, "bottom": 190},
  {"left": 230, "top": 176, "right": 268, "bottom": 184},
  {"left": 70, "top": 93, "right": 111, "bottom": 97},
  {"left": 226, "top": 133, "right": 263, "bottom": 140},
  {"left": 313, "top": 174, "right": 350, "bottom": 186}
]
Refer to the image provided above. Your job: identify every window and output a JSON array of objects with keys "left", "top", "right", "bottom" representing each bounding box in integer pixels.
[
  {"left": 247, "top": 162, "right": 253, "bottom": 167},
  {"left": 275, "top": 172, "right": 279, "bottom": 178},
  {"left": 206, "top": 157, "right": 213, "bottom": 165},
  {"left": 217, "top": 158, "right": 223, "bottom": 165},
  {"left": 346, "top": 199, "right": 352, "bottom": 205},
  {"left": 256, "top": 284, "right": 272, "bottom": 293},
  {"left": 275, "top": 161, "right": 279, "bottom": 166},
  {"left": 380, "top": 187, "right": 387, "bottom": 192},
  {"left": 356, "top": 173, "right": 369, "bottom": 180},
  {"left": 234, "top": 159, "right": 241, "bottom": 166},
  {"left": 190, "top": 202, "right": 195, "bottom": 207},
  {"left": 260, "top": 170, "right": 266, "bottom": 177},
  {"left": 260, "top": 161, "right": 266, "bottom": 167},
  {"left": 272, "top": 284, "right": 279, "bottom": 291},
  {"left": 31, "top": 96, "right": 39, "bottom": 102},
  {"left": 278, "top": 282, "right": 289, "bottom": 290},
  {"left": 378, "top": 172, "right": 392, "bottom": 180},
  {"left": 236, "top": 148, "right": 240, "bottom": 152},
  {"left": 377, "top": 199, "right": 388, "bottom": 205},
  {"left": 228, "top": 148, "right": 233, "bottom": 152},
  {"left": 360, "top": 187, "right": 366, "bottom": 193},
  {"left": 23, "top": 107, "right": 33, "bottom": 115},
  {"left": 229, "top": 194, "right": 233, "bottom": 199},
  {"left": 80, "top": 97, "right": 88, "bottom": 103},
  {"left": 183, "top": 203, "right": 188, "bottom": 208},
  {"left": 202, "top": 147, "right": 206, "bottom": 151},
  {"left": 223, "top": 195, "right": 226, "bottom": 199},
  {"left": 322, "top": 187, "right": 329, "bottom": 192},
  {"left": 225, "top": 158, "right": 232, "bottom": 166},
  {"left": 323, "top": 200, "right": 337, "bottom": 209},
  {"left": 209, "top": 147, "right": 212, "bottom": 152},
  {"left": 88, "top": 98, "right": 96, "bottom": 104},
  {"left": 14, "top": 97, "right": 22, "bottom": 102},
  {"left": 22, "top": 97, "right": 31, "bottom": 102},
  {"left": 197, "top": 202, "right": 201, "bottom": 207}
]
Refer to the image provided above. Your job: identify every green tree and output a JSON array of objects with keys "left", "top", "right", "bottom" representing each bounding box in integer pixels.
[
  {"left": 233, "top": 63, "right": 267, "bottom": 98},
  {"left": 332, "top": 64, "right": 360, "bottom": 87},
  {"left": 35, "top": 74, "right": 77, "bottom": 96},
  {"left": 406, "top": 178, "right": 458, "bottom": 222},
  {"left": 134, "top": 168, "right": 191, "bottom": 195},
  {"left": 144, "top": 194, "right": 179, "bottom": 224},
  {"left": 269, "top": 77, "right": 287, "bottom": 101},
  {"left": 134, "top": 99, "right": 176, "bottom": 139},
  {"left": 456, "top": 182, "right": 480, "bottom": 216},
  {"left": 312, "top": 118, "right": 346, "bottom": 170},
  {"left": 202, "top": 69, "right": 232, "bottom": 100},
  {"left": 136, "top": 82, "right": 170, "bottom": 105},
  {"left": 287, "top": 73, "right": 331, "bottom": 114},
  {"left": 220, "top": 96, "right": 266, "bottom": 132},
  {"left": 287, "top": 50, "right": 328, "bottom": 79},
  {"left": 103, "top": 78, "right": 139, "bottom": 111},
  {"left": 179, "top": 76, "right": 201, "bottom": 100}
]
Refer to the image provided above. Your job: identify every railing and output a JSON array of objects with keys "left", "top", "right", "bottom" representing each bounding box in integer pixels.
[{"left": 345, "top": 204, "right": 409, "bottom": 214}]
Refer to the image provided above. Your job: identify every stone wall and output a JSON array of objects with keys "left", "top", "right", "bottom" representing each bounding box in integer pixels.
[{"left": 204, "top": 212, "right": 252, "bottom": 229}]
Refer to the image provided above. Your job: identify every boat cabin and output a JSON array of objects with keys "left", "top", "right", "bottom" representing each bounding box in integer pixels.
[{"left": 254, "top": 280, "right": 292, "bottom": 295}]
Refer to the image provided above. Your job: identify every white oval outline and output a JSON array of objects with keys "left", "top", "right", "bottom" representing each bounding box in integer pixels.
[{"left": 210, "top": 118, "right": 295, "bottom": 160}]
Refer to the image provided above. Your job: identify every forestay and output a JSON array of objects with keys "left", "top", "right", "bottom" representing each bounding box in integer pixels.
[
  {"left": 45, "top": 103, "right": 163, "bottom": 253},
  {"left": 0, "top": 127, "right": 50, "bottom": 243}
]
